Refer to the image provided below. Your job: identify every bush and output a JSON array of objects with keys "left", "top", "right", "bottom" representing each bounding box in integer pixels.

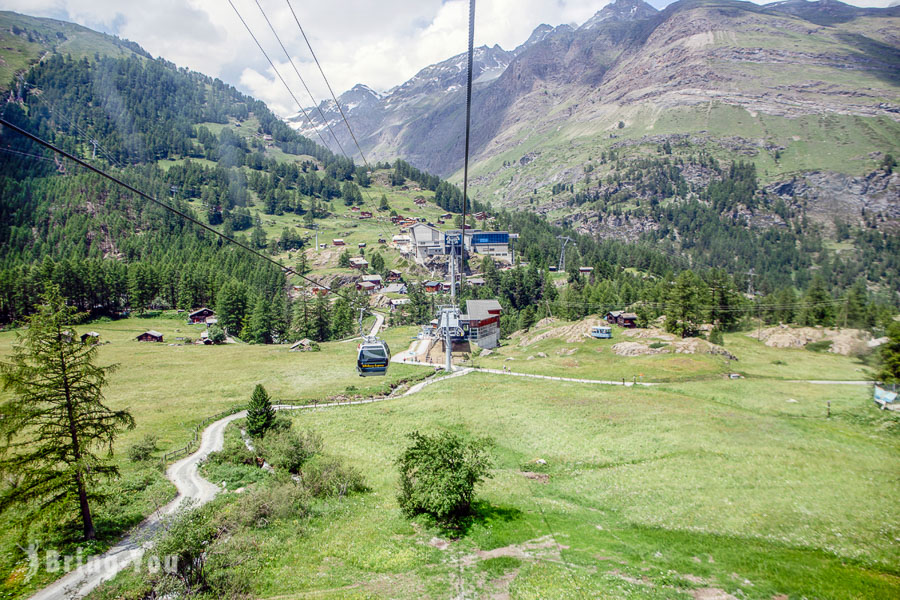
[
  {"left": 396, "top": 431, "right": 493, "bottom": 523},
  {"left": 709, "top": 328, "right": 724, "bottom": 346},
  {"left": 303, "top": 455, "right": 366, "bottom": 498},
  {"left": 224, "top": 482, "right": 310, "bottom": 529},
  {"left": 127, "top": 434, "right": 158, "bottom": 462},
  {"left": 208, "top": 325, "right": 226, "bottom": 344},
  {"left": 648, "top": 342, "right": 668, "bottom": 349},
  {"left": 806, "top": 340, "right": 833, "bottom": 353},
  {"left": 259, "top": 428, "right": 322, "bottom": 475}
]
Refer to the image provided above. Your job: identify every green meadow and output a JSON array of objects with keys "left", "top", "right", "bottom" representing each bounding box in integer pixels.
[{"left": 1, "top": 316, "right": 897, "bottom": 599}]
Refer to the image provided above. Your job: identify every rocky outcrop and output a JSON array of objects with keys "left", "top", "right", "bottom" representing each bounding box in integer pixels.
[{"left": 765, "top": 169, "right": 900, "bottom": 229}]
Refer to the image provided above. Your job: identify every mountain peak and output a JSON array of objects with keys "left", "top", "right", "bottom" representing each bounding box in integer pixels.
[
  {"left": 579, "top": 0, "right": 658, "bottom": 30},
  {"left": 514, "top": 23, "right": 555, "bottom": 54}
]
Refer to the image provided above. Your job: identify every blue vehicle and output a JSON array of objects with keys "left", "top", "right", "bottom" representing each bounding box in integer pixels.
[{"left": 590, "top": 325, "right": 612, "bottom": 339}]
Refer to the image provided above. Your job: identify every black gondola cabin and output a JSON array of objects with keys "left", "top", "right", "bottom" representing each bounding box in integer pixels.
[{"left": 357, "top": 339, "right": 391, "bottom": 376}]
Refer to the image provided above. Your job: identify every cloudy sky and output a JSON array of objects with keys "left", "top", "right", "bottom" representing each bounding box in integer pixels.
[{"left": 1, "top": 0, "right": 894, "bottom": 116}]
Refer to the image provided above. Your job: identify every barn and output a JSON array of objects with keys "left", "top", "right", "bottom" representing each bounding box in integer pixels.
[
  {"left": 188, "top": 308, "right": 215, "bottom": 323},
  {"left": 137, "top": 330, "right": 163, "bottom": 342}
]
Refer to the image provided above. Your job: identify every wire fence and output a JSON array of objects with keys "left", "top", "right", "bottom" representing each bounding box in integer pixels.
[{"left": 161, "top": 405, "right": 246, "bottom": 464}]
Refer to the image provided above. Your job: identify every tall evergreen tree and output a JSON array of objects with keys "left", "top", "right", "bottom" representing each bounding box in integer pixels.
[
  {"left": 0, "top": 287, "right": 135, "bottom": 540},
  {"left": 666, "top": 270, "right": 707, "bottom": 337},
  {"left": 801, "top": 275, "right": 835, "bottom": 326},
  {"left": 312, "top": 292, "right": 331, "bottom": 342},
  {"left": 246, "top": 297, "right": 273, "bottom": 344},
  {"left": 246, "top": 384, "right": 275, "bottom": 438},
  {"left": 215, "top": 279, "right": 249, "bottom": 335}
]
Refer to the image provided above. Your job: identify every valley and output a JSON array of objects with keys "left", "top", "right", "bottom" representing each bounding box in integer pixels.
[{"left": 0, "top": 2, "right": 898, "bottom": 599}]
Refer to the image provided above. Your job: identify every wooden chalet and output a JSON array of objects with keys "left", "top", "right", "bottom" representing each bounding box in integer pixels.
[
  {"left": 414, "top": 196, "right": 427, "bottom": 205},
  {"left": 382, "top": 283, "right": 407, "bottom": 294},
  {"left": 137, "top": 330, "right": 163, "bottom": 343},
  {"left": 81, "top": 331, "right": 100, "bottom": 344},
  {"left": 387, "top": 269, "right": 403, "bottom": 282},
  {"left": 359, "top": 211, "right": 373, "bottom": 219},
  {"left": 188, "top": 307, "right": 215, "bottom": 324},
  {"left": 579, "top": 266, "right": 594, "bottom": 274},
  {"left": 357, "top": 281, "right": 377, "bottom": 294},
  {"left": 358, "top": 242, "right": 367, "bottom": 248},
  {"left": 332, "top": 238, "right": 346, "bottom": 246},
  {"left": 618, "top": 313, "right": 638, "bottom": 328},
  {"left": 349, "top": 257, "right": 369, "bottom": 270},
  {"left": 424, "top": 281, "right": 442, "bottom": 293},
  {"left": 606, "top": 311, "right": 623, "bottom": 324},
  {"left": 467, "top": 277, "right": 486, "bottom": 287}
]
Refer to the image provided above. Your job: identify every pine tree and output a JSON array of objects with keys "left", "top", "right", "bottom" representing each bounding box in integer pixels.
[
  {"left": 291, "top": 295, "right": 313, "bottom": 340},
  {"left": 666, "top": 270, "right": 706, "bottom": 337},
  {"left": 215, "top": 279, "right": 249, "bottom": 335},
  {"left": 246, "top": 384, "right": 275, "bottom": 438},
  {"left": 312, "top": 292, "right": 331, "bottom": 342},
  {"left": 0, "top": 287, "right": 135, "bottom": 540},
  {"left": 247, "top": 297, "right": 273, "bottom": 344},
  {"left": 801, "top": 275, "right": 834, "bottom": 326},
  {"left": 296, "top": 252, "right": 310, "bottom": 276}
]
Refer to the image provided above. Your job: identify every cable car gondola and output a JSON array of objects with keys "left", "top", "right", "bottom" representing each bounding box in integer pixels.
[{"left": 357, "top": 337, "right": 390, "bottom": 377}]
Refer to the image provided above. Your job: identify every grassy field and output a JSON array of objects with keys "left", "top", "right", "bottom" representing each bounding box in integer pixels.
[
  {"left": 2, "top": 314, "right": 896, "bottom": 599},
  {"left": 94, "top": 372, "right": 899, "bottom": 599},
  {"left": 471, "top": 320, "right": 873, "bottom": 383},
  {"left": 0, "top": 317, "right": 431, "bottom": 598}
]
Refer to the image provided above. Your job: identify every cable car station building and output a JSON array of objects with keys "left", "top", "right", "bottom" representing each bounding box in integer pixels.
[
  {"left": 408, "top": 224, "right": 517, "bottom": 265},
  {"left": 460, "top": 299, "right": 502, "bottom": 349}
]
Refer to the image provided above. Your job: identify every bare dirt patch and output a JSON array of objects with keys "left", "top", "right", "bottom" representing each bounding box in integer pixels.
[
  {"left": 610, "top": 568, "right": 654, "bottom": 586},
  {"left": 691, "top": 588, "right": 739, "bottom": 600},
  {"left": 457, "top": 535, "right": 567, "bottom": 569},
  {"left": 520, "top": 471, "right": 550, "bottom": 483},
  {"left": 517, "top": 317, "right": 606, "bottom": 346},
  {"left": 748, "top": 325, "right": 870, "bottom": 355},
  {"left": 428, "top": 537, "right": 450, "bottom": 550}
]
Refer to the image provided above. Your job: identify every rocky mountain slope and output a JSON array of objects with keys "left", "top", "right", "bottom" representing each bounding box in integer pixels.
[{"left": 292, "top": 0, "right": 899, "bottom": 229}]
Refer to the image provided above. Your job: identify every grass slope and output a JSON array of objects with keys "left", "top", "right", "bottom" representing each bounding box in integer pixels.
[
  {"left": 0, "top": 317, "right": 429, "bottom": 598},
  {"left": 123, "top": 371, "right": 898, "bottom": 599},
  {"left": 0, "top": 11, "right": 147, "bottom": 90}
]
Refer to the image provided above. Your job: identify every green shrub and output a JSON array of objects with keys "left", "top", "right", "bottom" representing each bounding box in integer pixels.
[
  {"left": 396, "top": 431, "right": 493, "bottom": 523},
  {"left": 648, "top": 342, "right": 668, "bottom": 349},
  {"left": 709, "top": 327, "right": 724, "bottom": 345},
  {"left": 208, "top": 325, "right": 226, "bottom": 344},
  {"left": 806, "top": 340, "right": 833, "bottom": 353},
  {"left": 303, "top": 455, "right": 366, "bottom": 498},
  {"left": 127, "top": 434, "right": 158, "bottom": 462},
  {"left": 259, "top": 428, "right": 322, "bottom": 475},
  {"left": 224, "top": 482, "right": 310, "bottom": 529}
]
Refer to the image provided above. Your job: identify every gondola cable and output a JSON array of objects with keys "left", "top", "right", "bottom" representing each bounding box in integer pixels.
[
  {"left": 226, "top": 0, "right": 337, "bottom": 155},
  {"left": 251, "top": 0, "right": 348, "bottom": 158},
  {"left": 234, "top": 0, "right": 395, "bottom": 245}
]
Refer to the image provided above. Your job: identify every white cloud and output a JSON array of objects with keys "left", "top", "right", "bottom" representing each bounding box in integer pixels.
[{"left": 1, "top": 0, "right": 895, "bottom": 117}]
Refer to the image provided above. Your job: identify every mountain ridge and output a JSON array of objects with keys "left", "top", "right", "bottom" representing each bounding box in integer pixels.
[{"left": 290, "top": 0, "right": 899, "bottom": 188}]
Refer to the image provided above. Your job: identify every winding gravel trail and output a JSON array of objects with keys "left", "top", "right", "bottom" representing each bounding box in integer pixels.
[{"left": 27, "top": 315, "right": 390, "bottom": 600}]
